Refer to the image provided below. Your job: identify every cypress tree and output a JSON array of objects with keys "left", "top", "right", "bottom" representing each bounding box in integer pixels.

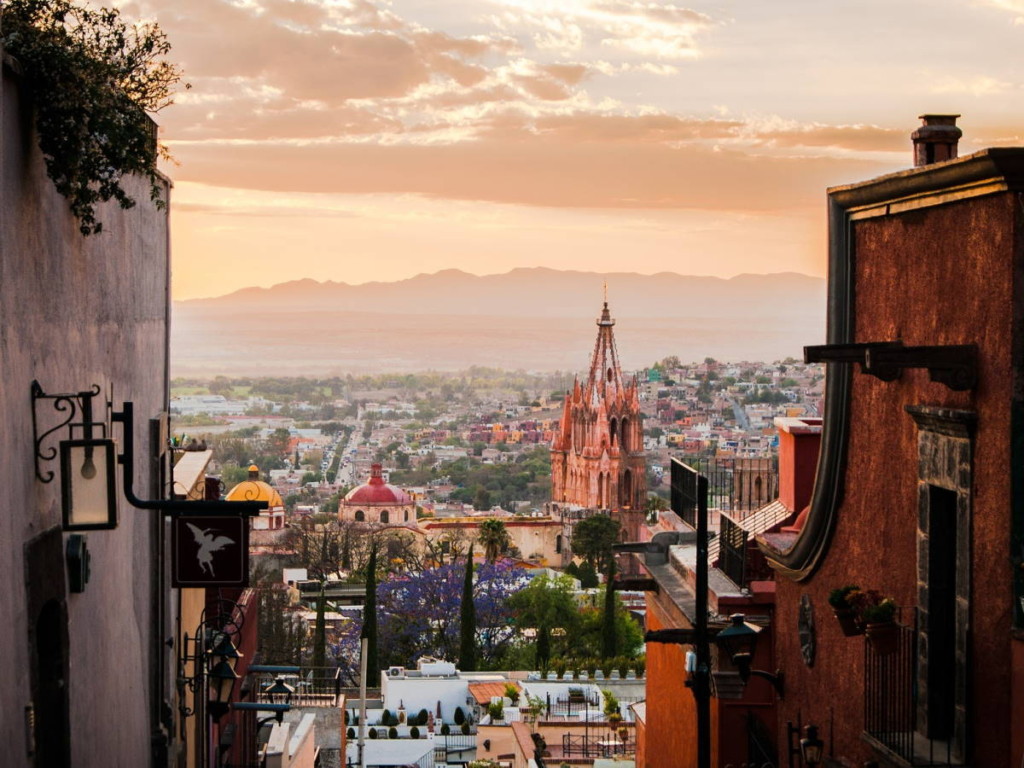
[
  {"left": 535, "top": 622, "right": 551, "bottom": 671},
  {"left": 459, "top": 544, "right": 477, "bottom": 671},
  {"left": 361, "top": 545, "right": 379, "bottom": 678},
  {"left": 602, "top": 558, "right": 617, "bottom": 659}
]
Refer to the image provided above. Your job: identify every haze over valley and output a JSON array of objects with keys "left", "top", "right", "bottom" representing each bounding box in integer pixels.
[{"left": 172, "top": 268, "right": 825, "bottom": 375}]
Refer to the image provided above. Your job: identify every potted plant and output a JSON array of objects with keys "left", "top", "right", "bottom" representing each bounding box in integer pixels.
[
  {"left": 488, "top": 700, "right": 505, "bottom": 722},
  {"left": 504, "top": 683, "right": 520, "bottom": 705},
  {"left": 828, "top": 584, "right": 864, "bottom": 636},
  {"left": 850, "top": 589, "right": 899, "bottom": 655}
]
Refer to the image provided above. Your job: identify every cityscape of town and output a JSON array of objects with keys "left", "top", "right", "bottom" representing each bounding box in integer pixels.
[{"left": 162, "top": 308, "right": 826, "bottom": 768}]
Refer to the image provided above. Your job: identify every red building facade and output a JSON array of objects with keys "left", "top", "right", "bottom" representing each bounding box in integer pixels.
[
  {"left": 759, "top": 120, "right": 1024, "bottom": 767},
  {"left": 551, "top": 301, "right": 646, "bottom": 539}
]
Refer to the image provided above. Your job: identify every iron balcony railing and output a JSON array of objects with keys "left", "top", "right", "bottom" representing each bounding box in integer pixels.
[
  {"left": 863, "top": 613, "right": 956, "bottom": 767},
  {"left": 250, "top": 666, "right": 343, "bottom": 708},
  {"left": 672, "top": 456, "right": 778, "bottom": 522}
]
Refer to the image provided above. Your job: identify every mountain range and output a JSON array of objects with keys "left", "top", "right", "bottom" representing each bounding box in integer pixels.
[{"left": 171, "top": 268, "right": 826, "bottom": 376}]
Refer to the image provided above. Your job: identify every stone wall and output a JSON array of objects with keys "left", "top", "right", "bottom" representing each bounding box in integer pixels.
[{"left": 1, "top": 57, "right": 171, "bottom": 766}]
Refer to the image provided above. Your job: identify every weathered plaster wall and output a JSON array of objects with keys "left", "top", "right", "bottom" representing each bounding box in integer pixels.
[
  {"left": 774, "top": 192, "right": 1016, "bottom": 765},
  {"left": 643, "top": 598, "right": 704, "bottom": 768},
  {"left": 1, "top": 59, "right": 171, "bottom": 766}
]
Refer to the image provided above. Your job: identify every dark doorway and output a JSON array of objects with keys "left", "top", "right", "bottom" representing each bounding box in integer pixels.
[
  {"left": 926, "top": 485, "right": 957, "bottom": 740},
  {"left": 34, "top": 600, "right": 71, "bottom": 767}
]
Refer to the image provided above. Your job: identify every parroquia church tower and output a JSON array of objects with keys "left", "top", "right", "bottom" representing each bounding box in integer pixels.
[{"left": 551, "top": 299, "right": 646, "bottom": 542}]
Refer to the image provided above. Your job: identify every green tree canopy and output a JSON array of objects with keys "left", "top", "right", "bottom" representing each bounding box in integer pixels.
[
  {"left": 571, "top": 514, "right": 621, "bottom": 572},
  {"left": 2, "top": 0, "right": 186, "bottom": 234}
]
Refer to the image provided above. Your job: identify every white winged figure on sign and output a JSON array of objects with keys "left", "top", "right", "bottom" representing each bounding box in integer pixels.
[{"left": 187, "top": 523, "right": 236, "bottom": 577}]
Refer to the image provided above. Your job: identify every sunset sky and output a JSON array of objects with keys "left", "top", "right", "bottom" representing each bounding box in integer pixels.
[{"left": 125, "top": 0, "right": 1024, "bottom": 300}]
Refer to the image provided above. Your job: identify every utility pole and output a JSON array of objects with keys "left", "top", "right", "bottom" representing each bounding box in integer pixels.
[
  {"left": 693, "top": 470, "right": 711, "bottom": 768},
  {"left": 358, "top": 637, "right": 368, "bottom": 768}
]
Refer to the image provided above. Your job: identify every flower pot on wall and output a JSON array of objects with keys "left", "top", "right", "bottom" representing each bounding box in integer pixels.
[
  {"left": 865, "top": 621, "right": 899, "bottom": 655},
  {"left": 833, "top": 607, "right": 864, "bottom": 637}
]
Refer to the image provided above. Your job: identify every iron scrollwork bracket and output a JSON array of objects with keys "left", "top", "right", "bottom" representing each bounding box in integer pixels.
[{"left": 31, "top": 380, "right": 107, "bottom": 483}]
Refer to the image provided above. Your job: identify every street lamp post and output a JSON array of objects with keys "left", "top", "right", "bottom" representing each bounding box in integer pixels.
[{"left": 692, "top": 468, "right": 711, "bottom": 768}]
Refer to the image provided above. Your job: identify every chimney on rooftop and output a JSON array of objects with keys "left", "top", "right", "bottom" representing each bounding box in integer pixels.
[{"left": 912, "top": 114, "right": 961, "bottom": 167}]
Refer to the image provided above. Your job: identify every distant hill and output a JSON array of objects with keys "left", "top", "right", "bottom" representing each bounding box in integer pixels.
[{"left": 171, "top": 268, "right": 826, "bottom": 375}]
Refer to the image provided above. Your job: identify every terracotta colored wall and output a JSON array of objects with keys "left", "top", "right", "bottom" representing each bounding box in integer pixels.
[
  {"left": 644, "top": 598, "right": 705, "bottom": 768},
  {"left": 775, "top": 192, "right": 1017, "bottom": 765},
  {"left": 634, "top": 715, "right": 646, "bottom": 768},
  {"left": 777, "top": 426, "right": 821, "bottom": 513}
]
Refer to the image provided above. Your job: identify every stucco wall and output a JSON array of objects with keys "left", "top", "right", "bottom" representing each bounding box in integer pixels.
[
  {"left": 774, "top": 192, "right": 1017, "bottom": 765},
  {"left": 1, "top": 59, "right": 171, "bottom": 767},
  {"left": 643, "top": 597, "right": 713, "bottom": 768}
]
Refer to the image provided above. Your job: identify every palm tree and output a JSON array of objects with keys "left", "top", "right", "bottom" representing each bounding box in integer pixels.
[{"left": 478, "top": 518, "right": 511, "bottom": 563}]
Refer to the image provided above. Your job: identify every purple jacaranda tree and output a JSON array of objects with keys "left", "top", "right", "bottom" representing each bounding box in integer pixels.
[{"left": 331, "top": 560, "right": 528, "bottom": 677}]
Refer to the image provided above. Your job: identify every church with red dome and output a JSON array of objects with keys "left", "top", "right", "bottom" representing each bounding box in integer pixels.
[
  {"left": 551, "top": 300, "right": 647, "bottom": 542},
  {"left": 339, "top": 463, "right": 416, "bottom": 525}
]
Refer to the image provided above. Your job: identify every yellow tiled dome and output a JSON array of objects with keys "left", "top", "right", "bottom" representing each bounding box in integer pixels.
[
  {"left": 226, "top": 480, "right": 283, "bottom": 508},
  {"left": 226, "top": 465, "right": 284, "bottom": 508}
]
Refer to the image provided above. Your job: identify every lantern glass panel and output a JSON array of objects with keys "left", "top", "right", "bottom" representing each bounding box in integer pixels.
[
  {"left": 60, "top": 440, "right": 117, "bottom": 530},
  {"left": 715, "top": 614, "right": 760, "bottom": 661},
  {"left": 208, "top": 660, "right": 238, "bottom": 704}
]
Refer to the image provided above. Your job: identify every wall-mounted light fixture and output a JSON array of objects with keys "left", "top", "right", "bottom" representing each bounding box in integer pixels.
[
  {"left": 800, "top": 724, "right": 824, "bottom": 766},
  {"left": 714, "top": 613, "right": 784, "bottom": 697},
  {"left": 32, "top": 381, "right": 119, "bottom": 530},
  {"left": 178, "top": 600, "right": 245, "bottom": 722},
  {"left": 32, "top": 382, "right": 268, "bottom": 522},
  {"left": 60, "top": 439, "right": 117, "bottom": 530}
]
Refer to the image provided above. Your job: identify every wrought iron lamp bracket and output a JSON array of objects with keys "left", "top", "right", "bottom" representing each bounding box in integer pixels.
[
  {"left": 177, "top": 600, "right": 244, "bottom": 720},
  {"left": 805, "top": 341, "right": 977, "bottom": 391},
  {"left": 31, "top": 380, "right": 108, "bottom": 483}
]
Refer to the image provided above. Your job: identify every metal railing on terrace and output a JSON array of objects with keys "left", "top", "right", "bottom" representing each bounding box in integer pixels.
[
  {"left": 559, "top": 725, "right": 635, "bottom": 759},
  {"left": 671, "top": 456, "right": 778, "bottom": 522},
  {"left": 717, "top": 500, "right": 792, "bottom": 587},
  {"left": 249, "top": 666, "right": 343, "bottom": 708}
]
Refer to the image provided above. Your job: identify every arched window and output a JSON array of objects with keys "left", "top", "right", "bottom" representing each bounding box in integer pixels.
[
  {"left": 556, "top": 534, "right": 563, "bottom": 554},
  {"left": 380, "top": 509, "right": 390, "bottom": 524},
  {"left": 404, "top": 509, "right": 410, "bottom": 522},
  {"left": 354, "top": 510, "right": 365, "bottom": 522},
  {"left": 621, "top": 418, "right": 630, "bottom": 452},
  {"left": 622, "top": 470, "right": 633, "bottom": 509},
  {"left": 610, "top": 418, "right": 618, "bottom": 446}
]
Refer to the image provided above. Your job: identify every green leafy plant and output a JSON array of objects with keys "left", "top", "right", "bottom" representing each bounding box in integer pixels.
[
  {"left": 487, "top": 700, "right": 504, "bottom": 720},
  {"left": 461, "top": 722, "right": 471, "bottom": 735},
  {"left": 503, "top": 683, "right": 520, "bottom": 704},
  {"left": 388, "top": 726, "right": 398, "bottom": 739},
  {"left": 1, "top": 0, "right": 186, "bottom": 234},
  {"left": 602, "top": 689, "right": 620, "bottom": 719},
  {"left": 440, "top": 723, "right": 451, "bottom": 736},
  {"left": 409, "top": 726, "right": 420, "bottom": 739},
  {"left": 828, "top": 585, "right": 861, "bottom": 610},
  {"left": 848, "top": 589, "right": 897, "bottom": 624}
]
